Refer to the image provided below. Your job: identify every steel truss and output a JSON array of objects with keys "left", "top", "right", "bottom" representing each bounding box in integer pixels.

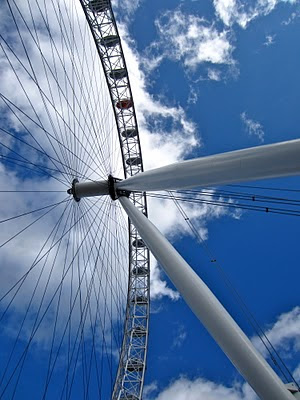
[
  {"left": 79, "top": 1, "right": 149, "bottom": 399},
  {"left": 76, "top": 2, "right": 300, "bottom": 400}
]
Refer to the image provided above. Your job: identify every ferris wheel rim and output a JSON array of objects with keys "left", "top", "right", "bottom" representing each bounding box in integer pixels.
[{"left": 78, "top": 1, "right": 150, "bottom": 399}]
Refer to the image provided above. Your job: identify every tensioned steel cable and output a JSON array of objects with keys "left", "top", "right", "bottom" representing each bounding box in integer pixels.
[
  {"left": 38, "top": 2, "right": 111, "bottom": 179},
  {"left": 167, "top": 191, "right": 300, "bottom": 389},
  {"left": 0, "top": 33, "right": 107, "bottom": 181},
  {"left": 0, "top": 198, "right": 102, "bottom": 398},
  {"left": 0, "top": 93, "right": 105, "bottom": 182},
  {"left": 9, "top": 201, "right": 74, "bottom": 399},
  {"left": 0, "top": 1, "right": 147, "bottom": 398},
  {"left": 145, "top": 191, "right": 300, "bottom": 217},
  {"left": 49, "top": 0, "right": 114, "bottom": 177},
  {"left": 171, "top": 187, "right": 300, "bottom": 206},
  {"left": 1, "top": 2, "right": 73, "bottom": 182},
  {"left": 0, "top": 199, "right": 73, "bottom": 389},
  {"left": 229, "top": 183, "right": 300, "bottom": 193},
  {"left": 7, "top": 0, "right": 109, "bottom": 179},
  {"left": 41, "top": 198, "right": 113, "bottom": 399}
]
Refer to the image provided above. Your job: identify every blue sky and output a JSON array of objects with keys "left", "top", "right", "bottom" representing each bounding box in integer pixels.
[
  {"left": 0, "top": 0, "right": 300, "bottom": 399},
  {"left": 111, "top": 0, "right": 300, "bottom": 398}
]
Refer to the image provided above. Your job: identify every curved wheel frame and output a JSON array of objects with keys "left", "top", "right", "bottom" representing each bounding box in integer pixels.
[{"left": 79, "top": 1, "right": 150, "bottom": 399}]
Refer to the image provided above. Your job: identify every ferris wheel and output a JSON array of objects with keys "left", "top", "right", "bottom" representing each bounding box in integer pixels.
[
  {"left": 0, "top": 1, "right": 299, "bottom": 400},
  {"left": 0, "top": 0, "right": 148, "bottom": 398}
]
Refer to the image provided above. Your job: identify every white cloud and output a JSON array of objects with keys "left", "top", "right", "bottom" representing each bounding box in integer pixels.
[
  {"left": 214, "top": 0, "right": 300, "bottom": 28},
  {"left": 241, "top": 112, "right": 265, "bottom": 142},
  {"left": 208, "top": 68, "right": 222, "bottom": 81},
  {"left": 252, "top": 306, "right": 300, "bottom": 359},
  {"left": 172, "top": 325, "right": 187, "bottom": 348},
  {"left": 294, "top": 364, "right": 300, "bottom": 381},
  {"left": 144, "top": 382, "right": 159, "bottom": 400},
  {"left": 112, "top": 0, "right": 142, "bottom": 21},
  {"left": 146, "top": 190, "right": 241, "bottom": 299},
  {"left": 147, "top": 307, "right": 300, "bottom": 400},
  {"left": 145, "top": 9, "right": 235, "bottom": 71},
  {"left": 118, "top": 26, "right": 242, "bottom": 300},
  {"left": 282, "top": 9, "right": 300, "bottom": 24},
  {"left": 150, "top": 377, "right": 258, "bottom": 400},
  {"left": 213, "top": 0, "right": 240, "bottom": 26},
  {"left": 264, "top": 34, "right": 276, "bottom": 46},
  {"left": 187, "top": 86, "right": 199, "bottom": 104}
]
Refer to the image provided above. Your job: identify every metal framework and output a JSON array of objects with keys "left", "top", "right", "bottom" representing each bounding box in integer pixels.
[
  {"left": 74, "top": 1, "right": 300, "bottom": 399},
  {"left": 78, "top": 1, "right": 149, "bottom": 399},
  {"left": 73, "top": 135, "right": 300, "bottom": 399}
]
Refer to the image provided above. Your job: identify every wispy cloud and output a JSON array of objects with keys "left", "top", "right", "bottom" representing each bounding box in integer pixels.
[
  {"left": 143, "top": 382, "right": 159, "bottom": 400},
  {"left": 147, "top": 307, "right": 300, "bottom": 400},
  {"left": 172, "top": 325, "right": 187, "bottom": 349},
  {"left": 112, "top": 0, "right": 142, "bottom": 21},
  {"left": 214, "top": 0, "right": 300, "bottom": 29},
  {"left": 150, "top": 376, "right": 258, "bottom": 400},
  {"left": 187, "top": 86, "right": 199, "bottom": 104},
  {"left": 294, "top": 364, "right": 300, "bottom": 381},
  {"left": 252, "top": 306, "right": 300, "bottom": 359},
  {"left": 240, "top": 112, "right": 265, "bottom": 142},
  {"left": 208, "top": 68, "right": 222, "bottom": 81},
  {"left": 282, "top": 8, "right": 300, "bottom": 25},
  {"left": 264, "top": 34, "right": 276, "bottom": 46},
  {"left": 144, "top": 9, "right": 235, "bottom": 72},
  {"left": 119, "top": 24, "right": 244, "bottom": 300}
]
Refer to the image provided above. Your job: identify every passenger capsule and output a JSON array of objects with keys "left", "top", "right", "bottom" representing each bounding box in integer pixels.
[
  {"left": 127, "top": 358, "right": 143, "bottom": 371},
  {"left": 100, "top": 35, "right": 119, "bottom": 48},
  {"left": 109, "top": 68, "right": 127, "bottom": 80},
  {"left": 116, "top": 99, "right": 133, "bottom": 110},
  {"left": 132, "top": 266, "right": 148, "bottom": 276},
  {"left": 131, "top": 295, "right": 147, "bottom": 304},
  {"left": 132, "top": 326, "right": 147, "bottom": 337},
  {"left": 132, "top": 238, "right": 145, "bottom": 248},
  {"left": 89, "top": 0, "right": 109, "bottom": 13},
  {"left": 126, "top": 157, "right": 142, "bottom": 166},
  {"left": 121, "top": 128, "right": 137, "bottom": 138}
]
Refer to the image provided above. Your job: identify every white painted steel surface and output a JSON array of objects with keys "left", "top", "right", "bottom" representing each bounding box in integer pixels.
[
  {"left": 74, "top": 180, "right": 109, "bottom": 198},
  {"left": 117, "top": 139, "right": 300, "bottom": 192},
  {"left": 119, "top": 196, "right": 295, "bottom": 400}
]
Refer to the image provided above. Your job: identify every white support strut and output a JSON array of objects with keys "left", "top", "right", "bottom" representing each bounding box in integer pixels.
[
  {"left": 119, "top": 195, "right": 295, "bottom": 400},
  {"left": 116, "top": 139, "right": 300, "bottom": 192}
]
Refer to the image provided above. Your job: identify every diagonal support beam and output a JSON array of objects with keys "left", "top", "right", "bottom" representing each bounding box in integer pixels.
[
  {"left": 119, "top": 195, "right": 295, "bottom": 400},
  {"left": 117, "top": 139, "right": 300, "bottom": 192}
]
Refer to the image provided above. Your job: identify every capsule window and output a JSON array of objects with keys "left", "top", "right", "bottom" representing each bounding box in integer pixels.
[
  {"left": 132, "top": 326, "right": 147, "bottom": 336},
  {"left": 131, "top": 295, "right": 147, "bottom": 304},
  {"left": 127, "top": 358, "right": 143, "bottom": 371},
  {"left": 132, "top": 238, "right": 145, "bottom": 248},
  {"left": 89, "top": 0, "right": 109, "bottom": 13},
  {"left": 100, "top": 35, "right": 119, "bottom": 48},
  {"left": 132, "top": 267, "right": 148, "bottom": 276},
  {"left": 126, "top": 157, "right": 141, "bottom": 166},
  {"left": 109, "top": 68, "right": 127, "bottom": 80},
  {"left": 121, "top": 128, "right": 137, "bottom": 138}
]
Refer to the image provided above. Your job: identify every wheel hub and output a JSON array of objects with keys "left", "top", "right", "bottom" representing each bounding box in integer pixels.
[{"left": 67, "top": 175, "right": 130, "bottom": 201}]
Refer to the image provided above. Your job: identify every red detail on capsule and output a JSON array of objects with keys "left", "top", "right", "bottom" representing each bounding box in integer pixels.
[{"left": 116, "top": 99, "right": 133, "bottom": 110}]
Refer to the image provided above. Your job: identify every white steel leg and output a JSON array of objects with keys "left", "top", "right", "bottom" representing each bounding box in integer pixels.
[
  {"left": 119, "top": 195, "right": 295, "bottom": 400},
  {"left": 117, "top": 139, "right": 300, "bottom": 192}
]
